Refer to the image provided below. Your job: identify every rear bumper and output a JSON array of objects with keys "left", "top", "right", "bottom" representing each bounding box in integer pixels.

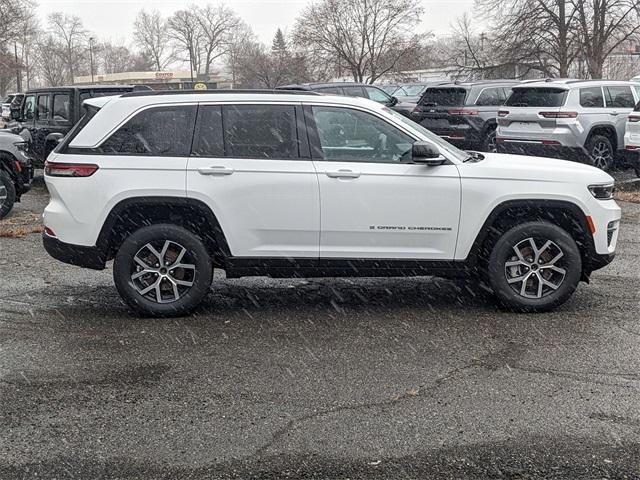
[
  {"left": 43, "top": 232, "right": 106, "bottom": 270},
  {"left": 497, "top": 140, "right": 589, "bottom": 162}
]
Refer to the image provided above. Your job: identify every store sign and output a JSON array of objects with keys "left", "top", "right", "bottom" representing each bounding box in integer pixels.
[
  {"left": 155, "top": 72, "right": 174, "bottom": 80},
  {"left": 193, "top": 82, "right": 208, "bottom": 90}
]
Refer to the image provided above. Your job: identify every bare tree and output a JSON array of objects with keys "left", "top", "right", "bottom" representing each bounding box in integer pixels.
[
  {"left": 98, "top": 41, "right": 139, "bottom": 74},
  {"left": 0, "top": 0, "right": 34, "bottom": 47},
  {"left": 293, "top": 0, "right": 424, "bottom": 83},
  {"left": 225, "top": 21, "right": 257, "bottom": 87},
  {"left": 33, "top": 33, "right": 68, "bottom": 86},
  {"left": 571, "top": 0, "right": 640, "bottom": 78},
  {"left": 47, "top": 12, "right": 87, "bottom": 83},
  {"left": 134, "top": 10, "right": 172, "bottom": 71},
  {"left": 168, "top": 7, "right": 204, "bottom": 76},
  {"left": 197, "top": 4, "right": 241, "bottom": 76}
]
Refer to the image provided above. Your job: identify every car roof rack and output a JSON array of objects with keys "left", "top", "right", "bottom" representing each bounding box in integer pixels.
[{"left": 121, "top": 88, "right": 321, "bottom": 98}]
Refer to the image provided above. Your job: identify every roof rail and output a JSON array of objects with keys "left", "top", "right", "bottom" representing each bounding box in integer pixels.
[{"left": 121, "top": 88, "right": 321, "bottom": 98}]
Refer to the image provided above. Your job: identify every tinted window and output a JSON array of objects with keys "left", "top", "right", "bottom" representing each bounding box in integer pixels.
[
  {"left": 605, "top": 86, "right": 635, "bottom": 108},
  {"left": 316, "top": 87, "right": 344, "bottom": 95},
  {"left": 580, "top": 87, "right": 604, "bottom": 108},
  {"left": 37, "top": 95, "right": 50, "bottom": 120},
  {"left": 420, "top": 88, "right": 467, "bottom": 107},
  {"left": 100, "top": 105, "right": 196, "bottom": 156},
  {"left": 365, "top": 86, "right": 392, "bottom": 104},
  {"left": 223, "top": 105, "right": 298, "bottom": 159},
  {"left": 192, "top": 105, "right": 224, "bottom": 157},
  {"left": 52, "top": 94, "right": 71, "bottom": 123},
  {"left": 475, "top": 87, "right": 505, "bottom": 106},
  {"left": 506, "top": 88, "right": 568, "bottom": 107},
  {"left": 402, "top": 85, "right": 427, "bottom": 96},
  {"left": 312, "top": 106, "right": 413, "bottom": 163},
  {"left": 23, "top": 95, "right": 35, "bottom": 120},
  {"left": 343, "top": 86, "right": 367, "bottom": 98}
]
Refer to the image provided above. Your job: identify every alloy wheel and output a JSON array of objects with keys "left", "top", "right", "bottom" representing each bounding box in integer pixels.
[
  {"left": 591, "top": 141, "right": 613, "bottom": 170},
  {"left": 130, "top": 240, "right": 196, "bottom": 304},
  {"left": 504, "top": 237, "right": 567, "bottom": 299},
  {"left": 0, "top": 185, "right": 6, "bottom": 207},
  {"left": 487, "top": 132, "right": 498, "bottom": 153}
]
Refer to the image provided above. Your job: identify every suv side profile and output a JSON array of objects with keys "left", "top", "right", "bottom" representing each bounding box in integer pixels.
[
  {"left": 43, "top": 90, "right": 620, "bottom": 317},
  {"left": 497, "top": 79, "right": 640, "bottom": 170},
  {"left": 410, "top": 80, "right": 519, "bottom": 152}
]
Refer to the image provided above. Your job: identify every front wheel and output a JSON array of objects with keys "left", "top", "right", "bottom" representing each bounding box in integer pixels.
[
  {"left": 113, "top": 224, "right": 213, "bottom": 317},
  {"left": 482, "top": 128, "right": 497, "bottom": 153},
  {"left": 488, "top": 222, "right": 582, "bottom": 312},
  {"left": 0, "top": 170, "right": 16, "bottom": 220}
]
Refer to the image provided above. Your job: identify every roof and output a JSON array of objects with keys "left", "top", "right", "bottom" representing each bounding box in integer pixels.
[
  {"left": 512, "top": 79, "right": 640, "bottom": 89},
  {"left": 433, "top": 79, "right": 521, "bottom": 88}
]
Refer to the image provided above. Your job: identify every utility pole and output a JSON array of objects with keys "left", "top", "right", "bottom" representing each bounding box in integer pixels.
[
  {"left": 89, "top": 37, "right": 95, "bottom": 84},
  {"left": 14, "top": 42, "right": 22, "bottom": 92}
]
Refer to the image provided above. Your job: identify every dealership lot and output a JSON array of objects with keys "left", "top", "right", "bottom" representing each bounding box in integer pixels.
[{"left": 1, "top": 181, "right": 640, "bottom": 479}]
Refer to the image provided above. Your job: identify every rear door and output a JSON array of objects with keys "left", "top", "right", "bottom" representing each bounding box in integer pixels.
[
  {"left": 604, "top": 85, "right": 637, "bottom": 149},
  {"left": 186, "top": 103, "right": 320, "bottom": 259}
]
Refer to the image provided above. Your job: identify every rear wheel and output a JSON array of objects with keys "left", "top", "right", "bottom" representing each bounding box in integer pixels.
[
  {"left": 0, "top": 169, "right": 16, "bottom": 220},
  {"left": 113, "top": 224, "right": 213, "bottom": 317},
  {"left": 482, "top": 127, "right": 497, "bottom": 153},
  {"left": 488, "top": 222, "right": 582, "bottom": 312},
  {"left": 586, "top": 135, "right": 615, "bottom": 171}
]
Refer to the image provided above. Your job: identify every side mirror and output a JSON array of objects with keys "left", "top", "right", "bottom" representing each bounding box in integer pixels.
[
  {"left": 412, "top": 141, "right": 446, "bottom": 166},
  {"left": 389, "top": 96, "right": 399, "bottom": 107},
  {"left": 47, "top": 132, "right": 65, "bottom": 145}
]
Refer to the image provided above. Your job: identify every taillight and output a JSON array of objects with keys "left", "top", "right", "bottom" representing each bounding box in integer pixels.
[
  {"left": 542, "top": 140, "right": 561, "bottom": 145},
  {"left": 44, "top": 161, "right": 99, "bottom": 177},
  {"left": 539, "top": 111, "right": 578, "bottom": 119},
  {"left": 625, "top": 145, "right": 640, "bottom": 151},
  {"left": 44, "top": 227, "right": 56, "bottom": 237},
  {"left": 628, "top": 115, "right": 640, "bottom": 123},
  {"left": 449, "top": 109, "right": 479, "bottom": 116},
  {"left": 497, "top": 110, "right": 509, "bottom": 117}
]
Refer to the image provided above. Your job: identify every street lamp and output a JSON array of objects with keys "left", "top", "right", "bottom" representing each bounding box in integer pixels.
[{"left": 89, "top": 37, "right": 95, "bottom": 84}]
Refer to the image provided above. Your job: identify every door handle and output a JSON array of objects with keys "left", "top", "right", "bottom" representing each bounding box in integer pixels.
[
  {"left": 326, "top": 169, "right": 361, "bottom": 179},
  {"left": 198, "top": 166, "right": 235, "bottom": 176},
  {"left": 609, "top": 112, "right": 620, "bottom": 116}
]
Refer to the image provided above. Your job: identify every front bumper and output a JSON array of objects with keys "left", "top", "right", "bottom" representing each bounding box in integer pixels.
[{"left": 43, "top": 232, "right": 106, "bottom": 270}]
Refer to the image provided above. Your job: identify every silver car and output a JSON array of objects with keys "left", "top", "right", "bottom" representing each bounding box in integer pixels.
[
  {"left": 496, "top": 79, "right": 640, "bottom": 170},
  {"left": 0, "top": 130, "right": 33, "bottom": 219}
]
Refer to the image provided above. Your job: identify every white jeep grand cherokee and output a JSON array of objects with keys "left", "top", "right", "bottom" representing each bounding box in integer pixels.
[{"left": 43, "top": 90, "right": 621, "bottom": 317}]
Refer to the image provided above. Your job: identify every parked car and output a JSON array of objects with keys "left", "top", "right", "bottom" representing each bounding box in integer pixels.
[
  {"left": 410, "top": 80, "right": 519, "bottom": 152},
  {"left": 7, "top": 85, "right": 148, "bottom": 166},
  {"left": 388, "top": 83, "right": 433, "bottom": 103},
  {"left": 381, "top": 84, "right": 400, "bottom": 95},
  {"left": 276, "top": 82, "right": 400, "bottom": 108},
  {"left": 42, "top": 89, "right": 619, "bottom": 317},
  {"left": 497, "top": 79, "right": 640, "bottom": 170},
  {"left": 623, "top": 102, "right": 640, "bottom": 177},
  {"left": 1, "top": 93, "right": 24, "bottom": 124},
  {"left": 0, "top": 131, "right": 34, "bottom": 219}
]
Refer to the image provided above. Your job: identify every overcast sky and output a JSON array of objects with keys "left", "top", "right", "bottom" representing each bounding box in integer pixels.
[{"left": 37, "top": 0, "right": 477, "bottom": 45}]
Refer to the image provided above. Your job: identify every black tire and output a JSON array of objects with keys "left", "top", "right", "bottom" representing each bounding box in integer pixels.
[
  {"left": 488, "top": 222, "right": 582, "bottom": 313},
  {"left": 0, "top": 169, "right": 16, "bottom": 220},
  {"left": 586, "top": 134, "right": 615, "bottom": 171},
  {"left": 113, "top": 224, "right": 213, "bottom": 317},
  {"left": 481, "top": 127, "right": 497, "bottom": 153}
]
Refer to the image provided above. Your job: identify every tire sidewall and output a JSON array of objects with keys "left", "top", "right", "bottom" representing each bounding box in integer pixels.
[
  {"left": 113, "top": 224, "right": 213, "bottom": 317},
  {"left": 488, "top": 222, "right": 582, "bottom": 312},
  {"left": 587, "top": 134, "right": 614, "bottom": 171},
  {"left": 0, "top": 169, "right": 16, "bottom": 220},
  {"left": 482, "top": 127, "right": 497, "bottom": 153}
]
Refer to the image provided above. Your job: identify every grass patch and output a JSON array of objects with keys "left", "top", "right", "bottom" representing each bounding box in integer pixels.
[{"left": 0, "top": 212, "right": 44, "bottom": 238}]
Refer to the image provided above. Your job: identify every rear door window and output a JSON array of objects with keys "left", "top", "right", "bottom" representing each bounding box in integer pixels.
[
  {"left": 100, "top": 105, "right": 196, "bottom": 156},
  {"left": 52, "top": 94, "right": 71, "bottom": 124},
  {"left": 342, "top": 86, "right": 367, "bottom": 98},
  {"left": 192, "top": 105, "right": 224, "bottom": 157},
  {"left": 364, "top": 86, "right": 392, "bottom": 104},
  {"left": 22, "top": 95, "right": 36, "bottom": 121},
  {"left": 604, "top": 86, "right": 635, "bottom": 108},
  {"left": 420, "top": 88, "right": 467, "bottom": 107},
  {"left": 580, "top": 87, "right": 605, "bottom": 108},
  {"left": 475, "top": 87, "right": 505, "bottom": 106},
  {"left": 222, "top": 104, "right": 299, "bottom": 159},
  {"left": 506, "top": 88, "right": 568, "bottom": 107}
]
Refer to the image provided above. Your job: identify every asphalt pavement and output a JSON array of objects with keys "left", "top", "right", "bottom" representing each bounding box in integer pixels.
[{"left": 1, "top": 180, "right": 640, "bottom": 479}]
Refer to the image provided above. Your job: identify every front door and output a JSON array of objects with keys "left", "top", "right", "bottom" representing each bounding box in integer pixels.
[
  {"left": 308, "top": 105, "right": 461, "bottom": 260},
  {"left": 186, "top": 104, "right": 320, "bottom": 259}
]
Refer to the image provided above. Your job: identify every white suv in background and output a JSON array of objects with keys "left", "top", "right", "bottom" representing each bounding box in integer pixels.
[
  {"left": 497, "top": 79, "right": 640, "bottom": 171},
  {"left": 624, "top": 103, "right": 640, "bottom": 176},
  {"left": 43, "top": 90, "right": 620, "bottom": 317}
]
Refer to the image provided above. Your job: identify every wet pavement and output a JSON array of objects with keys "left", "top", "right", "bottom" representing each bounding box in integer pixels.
[{"left": 1, "top": 180, "right": 640, "bottom": 479}]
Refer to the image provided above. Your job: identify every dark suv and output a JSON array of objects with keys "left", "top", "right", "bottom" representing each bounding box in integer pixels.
[
  {"left": 410, "top": 80, "right": 519, "bottom": 152},
  {"left": 9, "top": 85, "right": 146, "bottom": 165},
  {"left": 276, "top": 82, "right": 400, "bottom": 108}
]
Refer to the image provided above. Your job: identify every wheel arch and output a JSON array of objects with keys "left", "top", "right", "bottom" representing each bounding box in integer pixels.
[
  {"left": 96, "top": 197, "right": 231, "bottom": 267},
  {"left": 466, "top": 199, "right": 597, "bottom": 278},
  {"left": 586, "top": 123, "right": 618, "bottom": 150}
]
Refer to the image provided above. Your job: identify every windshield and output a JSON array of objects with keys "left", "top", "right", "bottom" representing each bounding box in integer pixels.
[
  {"left": 420, "top": 88, "right": 468, "bottom": 106},
  {"left": 383, "top": 107, "right": 468, "bottom": 162},
  {"left": 506, "top": 87, "right": 568, "bottom": 107}
]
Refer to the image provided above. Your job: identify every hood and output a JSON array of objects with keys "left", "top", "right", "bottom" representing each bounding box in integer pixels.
[
  {"left": 460, "top": 152, "right": 614, "bottom": 185},
  {"left": 0, "top": 130, "right": 25, "bottom": 144}
]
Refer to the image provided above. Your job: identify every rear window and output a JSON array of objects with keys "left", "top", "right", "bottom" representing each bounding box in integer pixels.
[
  {"left": 420, "top": 88, "right": 467, "bottom": 107},
  {"left": 604, "top": 86, "right": 635, "bottom": 108},
  {"left": 506, "top": 88, "right": 568, "bottom": 107}
]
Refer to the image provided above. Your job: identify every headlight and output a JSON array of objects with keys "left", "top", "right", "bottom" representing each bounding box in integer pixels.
[
  {"left": 13, "top": 141, "right": 29, "bottom": 152},
  {"left": 588, "top": 183, "right": 615, "bottom": 200}
]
